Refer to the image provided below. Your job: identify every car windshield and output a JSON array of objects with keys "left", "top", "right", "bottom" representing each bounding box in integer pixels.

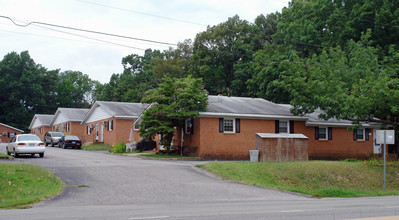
[
  {"left": 65, "top": 135, "right": 79, "bottom": 140},
  {"left": 18, "top": 135, "right": 41, "bottom": 141},
  {"left": 52, "top": 132, "right": 64, "bottom": 137}
]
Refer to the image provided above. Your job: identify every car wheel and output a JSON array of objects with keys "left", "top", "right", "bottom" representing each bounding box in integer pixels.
[
  {"left": 51, "top": 141, "right": 54, "bottom": 147},
  {"left": 39, "top": 153, "right": 44, "bottom": 158},
  {"left": 6, "top": 148, "right": 11, "bottom": 155},
  {"left": 14, "top": 149, "right": 19, "bottom": 158},
  {"left": 31, "top": 154, "right": 35, "bottom": 157},
  {"left": 62, "top": 143, "right": 65, "bottom": 149}
]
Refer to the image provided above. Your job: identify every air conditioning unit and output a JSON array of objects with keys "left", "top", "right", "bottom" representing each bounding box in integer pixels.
[{"left": 101, "top": 121, "right": 107, "bottom": 125}]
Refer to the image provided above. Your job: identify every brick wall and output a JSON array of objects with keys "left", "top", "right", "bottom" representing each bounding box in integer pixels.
[
  {"left": 182, "top": 117, "right": 374, "bottom": 160},
  {"left": 31, "top": 126, "right": 52, "bottom": 141},
  {"left": 82, "top": 117, "right": 143, "bottom": 146},
  {"left": 0, "top": 124, "right": 23, "bottom": 143}
]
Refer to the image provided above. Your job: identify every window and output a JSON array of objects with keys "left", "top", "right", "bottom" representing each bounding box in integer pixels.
[
  {"left": 134, "top": 120, "right": 139, "bottom": 131},
  {"left": 66, "top": 123, "right": 70, "bottom": 132},
  {"left": 185, "top": 119, "right": 192, "bottom": 134},
  {"left": 356, "top": 128, "right": 365, "bottom": 141},
  {"left": 8, "top": 132, "right": 16, "bottom": 138},
  {"left": 223, "top": 118, "right": 235, "bottom": 133},
  {"left": 87, "top": 125, "right": 91, "bottom": 135},
  {"left": 279, "top": 120, "right": 289, "bottom": 134},
  {"left": 318, "top": 127, "right": 327, "bottom": 140},
  {"left": 40, "top": 127, "right": 43, "bottom": 134},
  {"left": 108, "top": 120, "right": 113, "bottom": 131}
]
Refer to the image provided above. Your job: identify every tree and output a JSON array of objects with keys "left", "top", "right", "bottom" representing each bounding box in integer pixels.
[
  {"left": 284, "top": 32, "right": 399, "bottom": 128},
  {"left": 138, "top": 76, "right": 208, "bottom": 151},
  {"left": 152, "top": 39, "right": 193, "bottom": 81},
  {"left": 56, "top": 70, "right": 95, "bottom": 108},
  {"left": 0, "top": 51, "right": 47, "bottom": 131},
  {"left": 192, "top": 15, "right": 257, "bottom": 96}
]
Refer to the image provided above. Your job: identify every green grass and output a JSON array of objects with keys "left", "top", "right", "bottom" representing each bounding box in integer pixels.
[
  {"left": 82, "top": 144, "right": 112, "bottom": 151},
  {"left": 198, "top": 161, "right": 399, "bottom": 198},
  {"left": 0, "top": 153, "right": 12, "bottom": 159},
  {"left": 141, "top": 153, "right": 196, "bottom": 159},
  {"left": 0, "top": 163, "right": 63, "bottom": 209}
]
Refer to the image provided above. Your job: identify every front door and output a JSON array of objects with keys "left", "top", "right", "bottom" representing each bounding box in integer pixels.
[
  {"left": 100, "top": 123, "right": 104, "bottom": 142},
  {"left": 373, "top": 129, "right": 382, "bottom": 154},
  {"left": 95, "top": 124, "right": 99, "bottom": 142}
]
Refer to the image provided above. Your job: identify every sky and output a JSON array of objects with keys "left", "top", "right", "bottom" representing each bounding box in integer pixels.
[{"left": 0, "top": 0, "right": 289, "bottom": 83}]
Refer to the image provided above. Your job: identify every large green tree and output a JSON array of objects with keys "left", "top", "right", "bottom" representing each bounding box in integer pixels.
[
  {"left": 192, "top": 15, "right": 257, "bottom": 96},
  {"left": 138, "top": 76, "right": 208, "bottom": 151},
  {"left": 284, "top": 33, "right": 399, "bottom": 127},
  {"left": 0, "top": 51, "right": 48, "bottom": 130}
]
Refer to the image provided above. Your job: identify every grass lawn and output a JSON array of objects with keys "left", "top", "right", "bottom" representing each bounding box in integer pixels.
[
  {"left": 82, "top": 144, "right": 112, "bottom": 151},
  {"left": 0, "top": 163, "right": 63, "bottom": 209},
  {"left": 199, "top": 161, "right": 399, "bottom": 198},
  {"left": 0, "top": 153, "right": 12, "bottom": 159}
]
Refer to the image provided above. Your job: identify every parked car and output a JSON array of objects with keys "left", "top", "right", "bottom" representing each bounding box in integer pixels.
[
  {"left": 6, "top": 134, "right": 45, "bottom": 158},
  {"left": 58, "top": 135, "right": 82, "bottom": 149},
  {"left": 44, "top": 131, "right": 64, "bottom": 147}
]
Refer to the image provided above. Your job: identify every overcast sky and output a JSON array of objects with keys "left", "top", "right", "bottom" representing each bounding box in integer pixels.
[{"left": 0, "top": 0, "right": 289, "bottom": 83}]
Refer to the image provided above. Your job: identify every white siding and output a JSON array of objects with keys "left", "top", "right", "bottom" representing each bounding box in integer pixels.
[
  {"left": 31, "top": 118, "right": 42, "bottom": 128},
  {"left": 85, "top": 106, "right": 113, "bottom": 123},
  {"left": 53, "top": 113, "right": 68, "bottom": 125}
]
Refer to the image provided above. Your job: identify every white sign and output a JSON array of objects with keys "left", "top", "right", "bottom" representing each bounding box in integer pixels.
[{"left": 376, "top": 130, "right": 395, "bottom": 145}]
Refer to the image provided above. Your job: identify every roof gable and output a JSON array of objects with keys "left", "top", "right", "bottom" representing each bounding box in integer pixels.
[
  {"left": 29, "top": 114, "right": 54, "bottom": 129},
  {"left": 51, "top": 108, "right": 89, "bottom": 125}
]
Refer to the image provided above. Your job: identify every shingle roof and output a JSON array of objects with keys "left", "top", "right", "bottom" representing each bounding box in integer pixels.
[
  {"left": 28, "top": 114, "right": 54, "bottom": 129},
  {"left": 200, "top": 96, "right": 301, "bottom": 119},
  {"left": 97, "top": 101, "right": 149, "bottom": 118},
  {"left": 35, "top": 114, "right": 54, "bottom": 125},
  {"left": 56, "top": 108, "right": 89, "bottom": 121},
  {"left": 201, "top": 96, "right": 379, "bottom": 127},
  {"left": 0, "top": 122, "right": 23, "bottom": 132}
]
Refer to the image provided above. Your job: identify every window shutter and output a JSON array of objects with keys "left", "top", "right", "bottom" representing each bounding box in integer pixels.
[
  {"left": 353, "top": 129, "right": 357, "bottom": 141},
  {"left": 275, "top": 120, "right": 279, "bottom": 134},
  {"left": 315, "top": 127, "right": 319, "bottom": 140},
  {"left": 365, "top": 128, "right": 370, "bottom": 141},
  {"left": 289, "top": 121, "right": 294, "bottom": 134},
  {"left": 328, "top": 127, "right": 332, "bottom": 140},
  {"left": 219, "top": 118, "right": 224, "bottom": 133},
  {"left": 191, "top": 118, "right": 194, "bottom": 135},
  {"left": 236, "top": 119, "right": 240, "bottom": 133}
]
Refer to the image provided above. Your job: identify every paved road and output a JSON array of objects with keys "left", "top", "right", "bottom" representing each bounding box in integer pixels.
[{"left": 0, "top": 143, "right": 398, "bottom": 220}]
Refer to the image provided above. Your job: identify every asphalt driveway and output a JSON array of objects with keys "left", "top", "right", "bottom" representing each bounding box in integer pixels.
[{"left": 1, "top": 144, "right": 399, "bottom": 220}]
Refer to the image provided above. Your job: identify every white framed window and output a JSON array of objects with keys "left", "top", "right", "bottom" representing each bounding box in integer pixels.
[
  {"left": 134, "top": 122, "right": 139, "bottom": 130},
  {"left": 66, "top": 123, "right": 70, "bottom": 132},
  {"left": 356, "top": 128, "right": 365, "bottom": 141},
  {"left": 279, "top": 120, "right": 289, "bottom": 134},
  {"left": 318, "top": 127, "right": 328, "bottom": 140},
  {"left": 40, "top": 127, "right": 43, "bottom": 134},
  {"left": 223, "top": 118, "right": 235, "bottom": 133},
  {"left": 108, "top": 120, "right": 113, "bottom": 131},
  {"left": 185, "top": 119, "right": 192, "bottom": 134},
  {"left": 87, "top": 125, "right": 91, "bottom": 135}
]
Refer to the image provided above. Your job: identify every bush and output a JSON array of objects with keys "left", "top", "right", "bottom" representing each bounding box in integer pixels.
[{"left": 112, "top": 141, "right": 126, "bottom": 153}]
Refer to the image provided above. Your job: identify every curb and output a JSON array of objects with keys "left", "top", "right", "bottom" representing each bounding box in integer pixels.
[{"left": 0, "top": 155, "right": 14, "bottom": 160}]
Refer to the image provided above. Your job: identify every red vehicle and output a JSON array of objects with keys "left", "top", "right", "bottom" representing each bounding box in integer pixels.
[{"left": 58, "top": 135, "right": 82, "bottom": 149}]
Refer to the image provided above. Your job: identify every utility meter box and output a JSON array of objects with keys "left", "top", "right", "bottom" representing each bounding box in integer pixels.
[{"left": 376, "top": 130, "right": 395, "bottom": 145}]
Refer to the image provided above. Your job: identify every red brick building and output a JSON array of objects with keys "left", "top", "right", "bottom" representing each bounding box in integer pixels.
[
  {"left": 0, "top": 122, "right": 23, "bottom": 143},
  {"left": 29, "top": 114, "right": 54, "bottom": 141},
  {"left": 50, "top": 108, "right": 89, "bottom": 140},
  {"left": 81, "top": 101, "right": 148, "bottom": 146},
  {"left": 177, "top": 96, "right": 379, "bottom": 160}
]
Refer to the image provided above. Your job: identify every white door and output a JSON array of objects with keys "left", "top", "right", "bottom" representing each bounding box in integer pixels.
[
  {"left": 373, "top": 129, "right": 382, "bottom": 154},
  {"left": 100, "top": 124, "right": 104, "bottom": 142},
  {"left": 95, "top": 124, "right": 99, "bottom": 141}
]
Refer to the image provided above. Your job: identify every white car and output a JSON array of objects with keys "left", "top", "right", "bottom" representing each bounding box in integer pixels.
[{"left": 6, "top": 134, "right": 45, "bottom": 158}]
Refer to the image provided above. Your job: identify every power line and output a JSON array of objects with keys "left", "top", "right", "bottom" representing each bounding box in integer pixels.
[
  {"left": 0, "top": 15, "right": 177, "bottom": 47},
  {"left": 76, "top": 0, "right": 207, "bottom": 27}
]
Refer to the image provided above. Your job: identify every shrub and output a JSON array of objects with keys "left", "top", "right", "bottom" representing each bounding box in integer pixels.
[{"left": 112, "top": 141, "right": 126, "bottom": 153}]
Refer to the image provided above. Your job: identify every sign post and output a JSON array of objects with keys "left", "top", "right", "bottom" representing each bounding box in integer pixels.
[{"left": 376, "top": 130, "right": 395, "bottom": 191}]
